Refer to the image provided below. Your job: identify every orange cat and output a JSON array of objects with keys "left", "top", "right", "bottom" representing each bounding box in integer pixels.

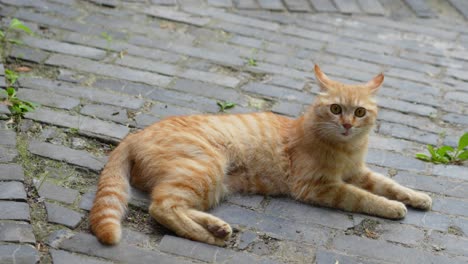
[{"left": 90, "top": 65, "right": 432, "bottom": 246}]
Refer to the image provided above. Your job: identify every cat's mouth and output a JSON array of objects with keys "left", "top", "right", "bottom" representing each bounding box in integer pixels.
[{"left": 341, "top": 130, "right": 351, "bottom": 136}]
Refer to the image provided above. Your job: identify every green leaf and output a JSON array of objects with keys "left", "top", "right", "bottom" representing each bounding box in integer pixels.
[
  {"left": 0, "top": 30, "right": 4, "bottom": 38},
  {"left": 415, "top": 153, "right": 430, "bottom": 161},
  {"left": 458, "top": 132, "right": 468, "bottom": 151},
  {"left": 9, "top": 18, "right": 33, "bottom": 35},
  {"left": 427, "top": 145, "right": 436, "bottom": 157},
  {"left": 436, "top": 146, "right": 454, "bottom": 158},
  {"left": 6, "top": 87, "right": 16, "bottom": 97},
  {"left": 7, "top": 38, "right": 22, "bottom": 45},
  {"left": 223, "top": 102, "right": 235, "bottom": 109},
  {"left": 458, "top": 150, "right": 468, "bottom": 161}
]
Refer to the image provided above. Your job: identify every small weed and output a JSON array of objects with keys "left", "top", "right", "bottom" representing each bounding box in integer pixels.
[
  {"left": 217, "top": 101, "right": 236, "bottom": 112},
  {"left": 0, "top": 18, "right": 33, "bottom": 58},
  {"left": 0, "top": 87, "right": 39, "bottom": 116},
  {"left": 5, "top": 68, "right": 19, "bottom": 85},
  {"left": 416, "top": 132, "right": 468, "bottom": 165},
  {"left": 101, "top": 32, "right": 113, "bottom": 53},
  {"left": 69, "top": 127, "right": 79, "bottom": 134},
  {"left": 247, "top": 58, "right": 257, "bottom": 67}
]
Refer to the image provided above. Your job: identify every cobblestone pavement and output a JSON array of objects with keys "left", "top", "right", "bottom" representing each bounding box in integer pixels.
[{"left": 0, "top": 0, "right": 468, "bottom": 263}]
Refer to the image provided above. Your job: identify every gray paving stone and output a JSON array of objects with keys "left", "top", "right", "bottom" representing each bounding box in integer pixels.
[
  {"left": 377, "top": 96, "right": 437, "bottom": 117},
  {"left": 334, "top": 0, "right": 361, "bottom": 13},
  {"left": 135, "top": 114, "right": 161, "bottom": 128},
  {"left": 238, "top": 230, "right": 258, "bottom": 249},
  {"left": 310, "top": 0, "right": 338, "bottom": 12},
  {"left": 0, "top": 104, "right": 9, "bottom": 114},
  {"left": 17, "top": 88, "right": 80, "bottom": 110},
  {"left": 234, "top": 0, "right": 259, "bottom": 9},
  {"left": 449, "top": 0, "right": 468, "bottom": 19},
  {"left": 10, "top": 45, "right": 50, "bottom": 63},
  {"left": 149, "top": 103, "right": 199, "bottom": 118},
  {"left": 0, "top": 222, "right": 35, "bottom": 243},
  {"left": 394, "top": 171, "right": 468, "bottom": 199},
  {"left": 79, "top": 191, "right": 95, "bottom": 211},
  {"left": 226, "top": 194, "right": 264, "bottom": 209},
  {"left": 21, "top": 36, "right": 106, "bottom": 59},
  {"left": 366, "top": 149, "right": 427, "bottom": 172},
  {"left": 140, "top": 5, "right": 211, "bottom": 26},
  {"left": 160, "top": 235, "right": 278, "bottom": 263},
  {"left": 433, "top": 197, "right": 468, "bottom": 217},
  {"left": 0, "top": 182, "right": 27, "bottom": 200},
  {"left": 129, "top": 186, "right": 150, "bottom": 210},
  {"left": 0, "top": 244, "right": 39, "bottom": 264},
  {"left": 29, "top": 141, "right": 107, "bottom": 172},
  {"left": 432, "top": 164, "right": 468, "bottom": 180},
  {"left": 315, "top": 250, "right": 380, "bottom": 264},
  {"left": 272, "top": 101, "right": 304, "bottom": 117},
  {"left": 405, "top": 0, "right": 437, "bottom": 17},
  {"left": 147, "top": 87, "right": 219, "bottom": 113},
  {"left": 333, "top": 234, "right": 467, "bottom": 264},
  {"left": 172, "top": 78, "right": 245, "bottom": 103},
  {"left": 445, "top": 91, "right": 468, "bottom": 104},
  {"left": 20, "top": 77, "right": 145, "bottom": 110},
  {"left": 152, "top": 0, "right": 176, "bottom": 5},
  {"left": 36, "top": 181, "right": 79, "bottom": 204},
  {"left": 25, "top": 108, "right": 129, "bottom": 142},
  {"left": 379, "top": 224, "right": 425, "bottom": 246},
  {"left": 0, "top": 129, "right": 16, "bottom": 147},
  {"left": 357, "top": 0, "right": 385, "bottom": 15},
  {"left": 0, "top": 146, "right": 18, "bottom": 163},
  {"left": 80, "top": 104, "right": 132, "bottom": 125},
  {"left": 212, "top": 203, "right": 332, "bottom": 245},
  {"left": 115, "top": 55, "right": 241, "bottom": 88},
  {"left": 257, "top": 0, "right": 284, "bottom": 10},
  {"left": 50, "top": 249, "right": 113, "bottom": 264},
  {"left": 428, "top": 231, "right": 468, "bottom": 257},
  {"left": 92, "top": 78, "right": 154, "bottom": 96},
  {"left": 267, "top": 75, "right": 306, "bottom": 90},
  {"left": 263, "top": 198, "right": 354, "bottom": 230},
  {"left": 284, "top": 0, "right": 312, "bottom": 11},
  {"left": 378, "top": 109, "right": 440, "bottom": 133},
  {"left": 59, "top": 232, "right": 191, "bottom": 264},
  {"left": 378, "top": 122, "right": 439, "bottom": 145},
  {"left": 368, "top": 135, "right": 416, "bottom": 153},
  {"left": 46, "top": 54, "right": 172, "bottom": 87},
  {"left": 0, "top": 202, "right": 30, "bottom": 221},
  {"left": 0, "top": 164, "right": 24, "bottom": 181},
  {"left": 242, "top": 82, "right": 313, "bottom": 104},
  {"left": 442, "top": 112, "right": 468, "bottom": 125},
  {"left": 207, "top": 0, "right": 233, "bottom": 7},
  {"left": 45, "top": 202, "right": 84, "bottom": 228},
  {"left": 402, "top": 209, "right": 450, "bottom": 232}
]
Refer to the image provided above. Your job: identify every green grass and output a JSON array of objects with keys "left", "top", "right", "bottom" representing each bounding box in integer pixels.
[
  {"left": 217, "top": 101, "right": 236, "bottom": 112},
  {"left": 416, "top": 132, "right": 468, "bottom": 165}
]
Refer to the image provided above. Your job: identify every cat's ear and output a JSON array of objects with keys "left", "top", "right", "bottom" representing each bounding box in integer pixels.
[
  {"left": 364, "top": 73, "right": 384, "bottom": 94},
  {"left": 314, "top": 64, "right": 333, "bottom": 91}
]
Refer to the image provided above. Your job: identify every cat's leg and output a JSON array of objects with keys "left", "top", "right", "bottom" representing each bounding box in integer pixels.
[
  {"left": 148, "top": 158, "right": 232, "bottom": 246},
  {"left": 346, "top": 169, "right": 432, "bottom": 210},
  {"left": 294, "top": 181, "right": 407, "bottom": 219}
]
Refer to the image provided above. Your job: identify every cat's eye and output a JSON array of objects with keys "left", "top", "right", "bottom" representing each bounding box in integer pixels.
[
  {"left": 354, "top": 107, "right": 366, "bottom": 117},
  {"left": 330, "top": 104, "right": 342, "bottom": 115}
]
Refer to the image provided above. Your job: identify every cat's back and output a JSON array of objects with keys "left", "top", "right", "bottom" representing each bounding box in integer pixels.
[{"left": 140, "top": 112, "right": 291, "bottom": 148}]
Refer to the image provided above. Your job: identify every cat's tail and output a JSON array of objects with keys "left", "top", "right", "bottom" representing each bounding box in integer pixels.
[{"left": 89, "top": 139, "right": 132, "bottom": 245}]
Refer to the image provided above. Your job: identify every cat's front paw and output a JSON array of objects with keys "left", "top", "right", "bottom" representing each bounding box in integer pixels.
[
  {"left": 410, "top": 192, "right": 432, "bottom": 211},
  {"left": 385, "top": 201, "right": 407, "bottom": 219}
]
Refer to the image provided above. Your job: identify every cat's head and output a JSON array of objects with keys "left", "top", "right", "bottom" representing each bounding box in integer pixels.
[{"left": 305, "top": 65, "right": 383, "bottom": 142}]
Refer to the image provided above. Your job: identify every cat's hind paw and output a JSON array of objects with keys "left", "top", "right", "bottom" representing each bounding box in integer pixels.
[
  {"left": 386, "top": 201, "right": 407, "bottom": 219},
  {"left": 411, "top": 192, "right": 432, "bottom": 211}
]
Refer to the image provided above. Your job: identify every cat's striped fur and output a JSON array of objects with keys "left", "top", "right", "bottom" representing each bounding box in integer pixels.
[{"left": 90, "top": 65, "right": 432, "bottom": 246}]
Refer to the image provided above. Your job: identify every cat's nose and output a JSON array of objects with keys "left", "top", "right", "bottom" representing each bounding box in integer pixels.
[{"left": 343, "top": 123, "right": 352, "bottom": 129}]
